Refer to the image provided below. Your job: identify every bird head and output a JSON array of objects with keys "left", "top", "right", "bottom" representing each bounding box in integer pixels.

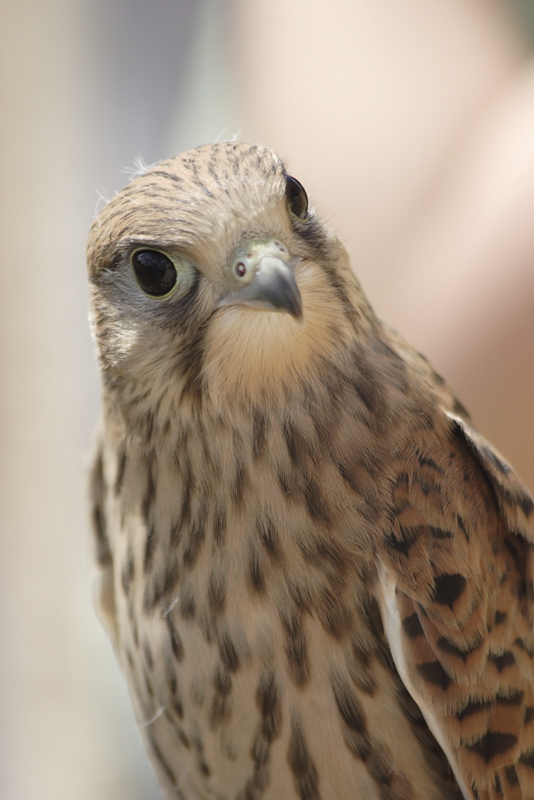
[{"left": 87, "top": 143, "right": 373, "bottom": 430}]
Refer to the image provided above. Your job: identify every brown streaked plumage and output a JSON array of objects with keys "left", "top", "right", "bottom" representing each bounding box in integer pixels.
[{"left": 87, "top": 142, "right": 534, "bottom": 800}]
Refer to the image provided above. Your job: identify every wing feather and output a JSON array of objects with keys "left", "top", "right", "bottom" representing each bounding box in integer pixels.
[
  {"left": 89, "top": 434, "right": 118, "bottom": 644},
  {"left": 377, "top": 413, "right": 534, "bottom": 800}
]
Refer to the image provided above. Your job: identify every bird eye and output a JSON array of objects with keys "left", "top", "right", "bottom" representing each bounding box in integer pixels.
[
  {"left": 234, "top": 261, "right": 247, "bottom": 278},
  {"left": 285, "top": 175, "right": 308, "bottom": 220},
  {"left": 131, "top": 249, "right": 177, "bottom": 297}
]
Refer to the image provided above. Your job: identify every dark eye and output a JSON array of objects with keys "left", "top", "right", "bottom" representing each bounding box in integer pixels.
[
  {"left": 131, "top": 249, "right": 177, "bottom": 297},
  {"left": 285, "top": 175, "right": 308, "bottom": 220}
]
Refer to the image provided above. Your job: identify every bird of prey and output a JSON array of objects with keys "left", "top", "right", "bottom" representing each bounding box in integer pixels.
[{"left": 87, "top": 142, "right": 534, "bottom": 800}]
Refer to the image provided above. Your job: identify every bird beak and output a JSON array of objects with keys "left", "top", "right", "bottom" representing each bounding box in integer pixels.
[
  {"left": 219, "top": 239, "right": 303, "bottom": 322},
  {"left": 242, "top": 253, "right": 303, "bottom": 320}
]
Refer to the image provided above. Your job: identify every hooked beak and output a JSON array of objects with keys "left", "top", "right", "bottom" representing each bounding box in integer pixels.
[{"left": 219, "top": 238, "right": 303, "bottom": 322}]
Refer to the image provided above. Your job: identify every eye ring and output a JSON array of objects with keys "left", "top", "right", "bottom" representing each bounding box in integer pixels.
[
  {"left": 131, "top": 249, "right": 178, "bottom": 297},
  {"left": 285, "top": 175, "right": 309, "bottom": 220}
]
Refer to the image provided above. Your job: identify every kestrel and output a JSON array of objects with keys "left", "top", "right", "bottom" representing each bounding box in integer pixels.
[{"left": 87, "top": 142, "right": 534, "bottom": 800}]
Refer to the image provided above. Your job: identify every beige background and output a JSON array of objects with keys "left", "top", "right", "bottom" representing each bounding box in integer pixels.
[{"left": 1, "top": 1, "right": 533, "bottom": 798}]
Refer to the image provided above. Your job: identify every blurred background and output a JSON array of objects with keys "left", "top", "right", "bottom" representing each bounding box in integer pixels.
[{"left": 1, "top": 1, "right": 533, "bottom": 798}]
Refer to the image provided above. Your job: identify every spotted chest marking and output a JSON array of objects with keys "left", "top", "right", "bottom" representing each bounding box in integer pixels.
[{"left": 101, "top": 399, "right": 472, "bottom": 799}]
